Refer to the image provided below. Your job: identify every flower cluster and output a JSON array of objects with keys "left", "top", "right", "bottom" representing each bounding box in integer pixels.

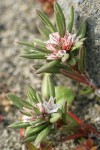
[
  {"left": 22, "top": 96, "right": 60, "bottom": 123},
  {"left": 46, "top": 31, "right": 77, "bottom": 60}
]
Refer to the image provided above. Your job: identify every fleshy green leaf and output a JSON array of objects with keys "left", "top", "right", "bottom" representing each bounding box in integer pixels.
[
  {"left": 30, "top": 119, "right": 47, "bottom": 128},
  {"left": 72, "top": 41, "right": 83, "bottom": 51},
  {"left": 21, "top": 53, "right": 46, "bottom": 59},
  {"left": 77, "top": 21, "right": 86, "bottom": 38},
  {"left": 36, "top": 60, "right": 59, "bottom": 74},
  {"left": 33, "top": 40, "right": 50, "bottom": 54},
  {"left": 8, "top": 122, "right": 30, "bottom": 129},
  {"left": 54, "top": 2, "right": 66, "bottom": 36},
  {"left": 34, "top": 39, "right": 45, "bottom": 47},
  {"left": 20, "top": 100, "right": 33, "bottom": 109},
  {"left": 50, "top": 113, "right": 61, "bottom": 123},
  {"left": 69, "top": 58, "right": 76, "bottom": 66},
  {"left": 36, "top": 92, "right": 43, "bottom": 103},
  {"left": 20, "top": 110, "right": 31, "bottom": 116},
  {"left": 7, "top": 94, "right": 23, "bottom": 109},
  {"left": 33, "top": 46, "right": 50, "bottom": 54},
  {"left": 35, "top": 125, "right": 51, "bottom": 145},
  {"left": 61, "top": 53, "right": 69, "bottom": 63},
  {"left": 41, "top": 73, "right": 55, "bottom": 99},
  {"left": 68, "top": 6, "right": 74, "bottom": 33},
  {"left": 33, "top": 63, "right": 71, "bottom": 74},
  {"left": 78, "top": 47, "right": 86, "bottom": 73},
  {"left": 55, "top": 86, "right": 75, "bottom": 106},
  {"left": 41, "top": 73, "right": 50, "bottom": 99},
  {"left": 17, "top": 41, "right": 34, "bottom": 48},
  {"left": 23, "top": 50, "right": 38, "bottom": 54},
  {"left": 26, "top": 123, "right": 49, "bottom": 137},
  {"left": 37, "top": 25, "right": 51, "bottom": 40},
  {"left": 48, "top": 74, "right": 55, "bottom": 98},
  {"left": 37, "top": 10, "right": 56, "bottom": 33},
  {"left": 33, "top": 106, "right": 41, "bottom": 115},
  {"left": 27, "top": 86, "right": 38, "bottom": 104},
  {"left": 25, "top": 120, "right": 47, "bottom": 135},
  {"left": 21, "top": 135, "right": 37, "bottom": 143}
]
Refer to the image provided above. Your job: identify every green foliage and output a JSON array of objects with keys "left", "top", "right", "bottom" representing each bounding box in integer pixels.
[
  {"left": 54, "top": 2, "right": 66, "bottom": 36},
  {"left": 36, "top": 60, "right": 59, "bottom": 74},
  {"left": 33, "top": 63, "right": 70, "bottom": 74},
  {"left": 68, "top": 6, "right": 74, "bottom": 33},
  {"left": 41, "top": 73, "right": 55, "bottom": 99},
  {"left": 78, "top": 47, "right": 86, "bottom": 73},
  {"left": 50, "top": 113, "right": 62, "bottom": 123},
  {"left": 7, "top": 94, "right": 23, "bottom": 109},
  {"left": 21, "top": 53, "right": 46, "bottom": 59},
  {"left": 35, "top": 125, "right": 51, "bottom": 145},
  {"left": 37, "top": 24, "right": 51, "bottom": 39},
  {"left": 36, "top": 92, "right": 43, "bottom": 103},
  {"left": 77, "top": 21, "right": 86, "bottom": 38},
  {"left": 61, "top": 54, "right": 69, "bottom": 63},
  {"left": 22, "top": 135, "right": 37, "bottom": 143},
  {"left": 71, "top": 41, "right": 83, "bottom": 51},
  {"left": 8, "top": 122, "right": 30, "bottom": 129},
  {"left": 37, "top": 10, "right": 56, "bottom": 33},
  {"left": 17, "top": 41, "right": 34, "bottom": 48},
  {"left": 20, "top": 100, "right": 33, "bottom": 109},
  {"left": 27, "top": 86, "right": 38, "bottom": 104},
  {"left": 25, "top": 122, "right": 49, "bottom": 137},
  {"left": 69, "top": 57, "right": 76, "bottom": 66},
  {"left": 55, "top": 86, "right": 75, "bottom": 106}
]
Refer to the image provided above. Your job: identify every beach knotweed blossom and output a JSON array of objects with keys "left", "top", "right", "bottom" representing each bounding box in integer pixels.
[
  {"left": 22, "top": 96, "right": 60, "bottom": 123},
  {"left": 42, "top": 96, "right": 60, "bottom": 114},
  {"left": 36, "top": 96, "right": 60, "bottom": 114},
  {"left": 45, "top": 31, "right": 77, "bottom": 60}
]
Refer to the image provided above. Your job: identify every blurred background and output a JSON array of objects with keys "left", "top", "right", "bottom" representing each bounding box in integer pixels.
[{"left": 0, "top": 0, "right": 100, "bottom": 150}]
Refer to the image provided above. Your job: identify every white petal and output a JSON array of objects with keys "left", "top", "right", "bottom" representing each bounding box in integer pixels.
[
  {"left": 56, "top": 50, "right": 66, "bottom": 58},
  {"left": 43, "top": 97, "right": 60, "bottom": 114}
]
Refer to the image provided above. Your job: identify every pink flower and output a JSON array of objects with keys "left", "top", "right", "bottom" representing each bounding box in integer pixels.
[
  {"left": 46, "top": 32, "right": 61, "bottom": 45},
  {"left": 47, "top": 50, "right": 66, "bottom": 60},
  {"left": 45, "top": 31, "right": 77, "bottom": 60},
  {"left": 61, "top": 31, "right": 76, "bottom": 51}
]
